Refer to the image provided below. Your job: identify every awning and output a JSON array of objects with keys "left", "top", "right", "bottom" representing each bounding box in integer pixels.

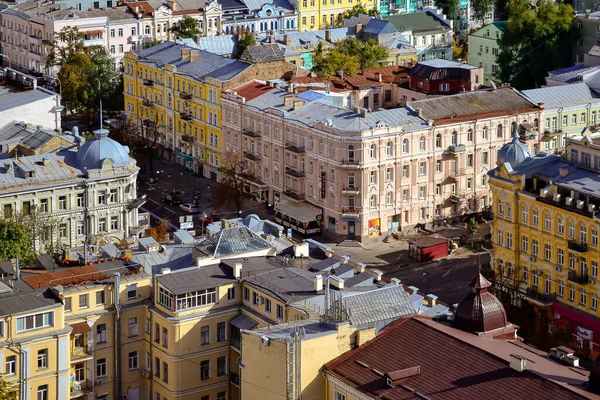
[
  {"left": 230, "top": 313, "right": 258, "bottom": 330},
  {"left": 276, "top": 200, "right": 318, "bottom": 223},
  {"left": 81, "top": 29, "right": 103, "bottom": 35},
  {"left": 177, "top": 151, "right": 194, "bottom": 162},
  {"left": 70, "top": 322, "right": 92, "bottom": 335},
  {"left": 521, "top": 122, "right": 536, "bottom": 130}
]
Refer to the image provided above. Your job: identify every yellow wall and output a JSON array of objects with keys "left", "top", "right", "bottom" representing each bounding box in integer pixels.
[{"left": 296, "top": 0, "right": 376, "bottom": 31}]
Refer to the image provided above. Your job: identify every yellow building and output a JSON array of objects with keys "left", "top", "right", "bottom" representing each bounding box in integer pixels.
[
  {"left": 123, "top": 41, "right": 306, "bottom": 179},
  {"left": 292, "top": 0, "right": 376, "bottom": 31},
  {"left": 490, "top": 127, "right": 600, "bottom": 361}
]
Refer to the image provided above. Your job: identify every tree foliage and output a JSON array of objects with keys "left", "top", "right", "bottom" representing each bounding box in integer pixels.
[
  {"left": 343, "top": 4, "right": 379, "bottom": 19},
  {"left": 497, "top": 0, "right": 575, "bottom": 89},
  {"left": 312, "top": 38, "right": 387, "bottom": 77},
  {"left": 236, "top": 34, "right": 256, "bottom": 59},
  {"left": 434, "top": 0, "right": 460, "bottom": 21},
  {"left": 471, "top": 0, "right": 494, "bottom": 22},
  {"left": 0, "top": 220, "right": 34, "bottom": 265},
  {"left": 169, "top": 16, "right": 202, "bottom": 39},
  {"left": 212, "top": 150, "right": 252, "bottom": 213},
  {"left": 9, "top": 206, "right": 63, "bottom": 259},
  {"left": 453, "top": 37, "right": 468, "bottom": 61},
  {"left": 144, "top": 220, "right": 170, "bottom": 243},
  {"left": 0, "top": 375, "right": 18, "bottom": 400}
]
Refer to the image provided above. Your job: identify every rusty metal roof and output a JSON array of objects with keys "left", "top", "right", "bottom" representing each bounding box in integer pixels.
[
  {"left": 22, "top": 265, "right": 103, "bottom": 289},
  {"left": 454, "top": 274, "right": 508, "bottom": 334}
]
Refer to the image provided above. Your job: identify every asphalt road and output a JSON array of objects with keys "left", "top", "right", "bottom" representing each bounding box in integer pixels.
[{"left": 383, "top": 252, "right": 491, "bottom": 306}]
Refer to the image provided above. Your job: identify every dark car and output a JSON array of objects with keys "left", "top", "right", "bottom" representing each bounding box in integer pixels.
[{"left": 161, "top": 193, "right": 182, "bottom": 206}]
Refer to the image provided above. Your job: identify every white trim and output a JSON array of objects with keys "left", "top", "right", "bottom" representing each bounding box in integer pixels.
[{"left": 325, "top": 372, "right": 375, "bottom": 400}]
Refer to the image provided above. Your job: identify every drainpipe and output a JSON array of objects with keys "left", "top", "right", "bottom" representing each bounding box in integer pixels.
[{"left": 113, "top": 272, "right": 122, "bottom": 400}]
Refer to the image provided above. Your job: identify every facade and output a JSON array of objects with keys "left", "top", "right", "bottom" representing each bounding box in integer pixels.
[
  {"left": 490, "top": 130, "right": 600, "bottom": 362},
  {"left": 123, "top": 41, "right": 306, "bottom": 179},
  {"left": 385, "top": 9, "right": 453, "bottom": 62},
  {"left": 468, "top": 22, "right": 506, "bottom": 84},
  {"left": 574, "top": 11, "right": 600, "bottom": 64},
  {"left": 408, "top": 59, "right": 483, "bottom": 94},
  {"left": 286, "top": 0, "right": 375, "bottom": 32},
  {"left": 0, "top": 84, "right": 62, "bottom": 131},
  {"left": 219, "top": 0, "right": 297, "bottom": 35},
  {"left": 222, "top": 81, "right": 542, "bottom": 242}
]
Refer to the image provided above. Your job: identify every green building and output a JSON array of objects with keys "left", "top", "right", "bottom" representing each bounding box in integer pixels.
[{"left": 468, "top": 22, "right": 507, "bottom": 84}]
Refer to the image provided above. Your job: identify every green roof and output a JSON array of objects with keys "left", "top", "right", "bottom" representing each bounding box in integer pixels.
[{"left": 384, "top": 12, "right": 451, "bottom": 33}]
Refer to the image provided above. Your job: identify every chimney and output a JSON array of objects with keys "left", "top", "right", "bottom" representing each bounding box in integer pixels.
[
  {"left": 284, "top": 95, "right": 294, "bottom": 107},
  {"left": 314, "top": 274, "right": 323, "bottom": 291},
  {"left": 538, "top": 102, "right": 545, "bottom": 109},
  {"left": 269, "top": 35, "right": 276, "bottom": 44},
  {"left": 355, "top": 263, "right": 366, "bottom": 273},
  {"left": 42, "top": 157, "right": 49, "bottom": 166},
  {"left": 325, "top": 29, "right": 332, "bottom": 42},
  {"left": 373, "top": 269, "right": 383, "bottom": 281},
  {"left": 375, "top": 72, "right": 382, "bottom": 83},
  {"left": 134, "top": 5, "right": 139, "bottom": 13},
  {"left": 407, "top": 285, "right": 419, "bottom": 295},
  {"left": 181, "top": 48, "right": 191, "bottom": 61},
  {"left": 189, "top": 49, "right": 200, "bottom": 62},
  {"left": 4, "top": 162, "right": 11, "bottom": 170},
  {"left": 425, "top": 294, "right": 438, "bottom": 306},
  {"left": 167, "top": 0, "right": 177, "bottom": 11},
  {"left": 356, "top": 23, "right": 363, "bottom": 33},
  {"left": 390, "top": 277, "right": 402, "bottom": 285},
  {"left": 161, "top": 268, "right": 171, "bottom": 275},
  {"left": 233, "top": 263, "right": 242, "bottom": 278},
  {"left": 510, "top": 354, "right": 527, "bottom": 372},
  {"left": 284, "top": 34, "right": 291, "bottom": 45},
  {"left": 414, "top": 107, "right": 422, "bottom": 117},
  {"left": 293, "top": 100, "right": 304, "bottom": 110}
]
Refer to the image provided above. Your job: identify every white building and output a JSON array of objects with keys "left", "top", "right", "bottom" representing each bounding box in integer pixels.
[{"left": 0, "top": 82, "right": 62, "bottom": 131}]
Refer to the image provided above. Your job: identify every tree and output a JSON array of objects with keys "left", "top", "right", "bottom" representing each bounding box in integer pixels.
[
  {"left": 236, "top": 34, "right": 256, "bottom": 59},
  {"left": 467, "top": 218, "right": 479, "bottom": 238},
  {"left": 498, "top": 0, "right": 575, "bottom": 89},
  {"left": 343, "top": 4, "right": 379, "bottom": 19},
  {"left": 0, "top": 375, "right": 18, "bottom": 400},
  {"left": 312, "top": 38, "right": 387, "bottom": 77},
  {"left": 9, "top": 206, "right": 63, "bottom": 258},
  {"left": 170, "top": 16, "right": 202, "bottom": 39},
  {"left": 144, "top": 219, "right": 170, "bottom": 242},
  {"left": 453, "top": 37, "right": 468, "bottom": 61},
  {"left": 434, "top": 0, "right": 460, "bottom": 21},
  {"left": 471, "top": 0, "right": 494, "bottom": 22},
  {"left": 212, "top": 150, "right": 252, "bottom": 213},
  {"left": 0, "top": 220, "right": 34, "bottom": 265}
]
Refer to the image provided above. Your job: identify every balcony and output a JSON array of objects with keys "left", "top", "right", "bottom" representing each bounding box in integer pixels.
[
  {"left": 83, "top": 38, "right": 104, "bottom": 47},
  {"left": 243, "top": 152, "right": 261, "bottom": 162},
  {"left": 182, "top": 135, "right": 195, "bottom": 143},
  {"left": 525, "top": 287, "right": 556, "bottom": 305},
  {"left": 568, "top": 240, "right": 588, "bottom": 253},
  {"left": 142, "top": 99, "right": 153, "bottom": 107},
  {"left": 449, "top": 194, "right": 462, "bottom": 203},
  {"left": 242, "top": 128, "right": 261, "bottom": 138},
  {"left": 29, "top": 35, "right": 42, "bottom": 45},
  {"left": 341, "top": 207, "right": 361, "bottom": 219},
  {"left": 231, "top": 337, "right": 240, "bottom": 350},
  {"left": 130, "top": 35, "right": 139, "bottom": 42},
  {"left": 179, "top": 92, "right": 192, "bottom": 100},
  {"left": 568, "top": 271, "right": 589, "bottom": 285},
  {"left": 285, "top": 142, "right": 306, "bottom": 153},
  {"left": 70, "top": 346, "right": 93, "bottom": 362},
  {"left": 127, "top": 194, "right": 147, "bottom": 210},
  {"left": 180, "top": 112, "right": 192, "bottom": 121},
  {"left": 284, "top": 189, "right": 305, "bottom": 201},
  {"left": 448, "top": 168, "right": 466, "bottom": 179},
  {"left": 231, "top": 372, "right": 240, "bottom": 387},
  {"left": 240, "top": 173, "right": 268, "bottom": 187},
  {"left": 70, "top": 380, "right": 92, "bottom": 398},
  {"left": 142, "top": 119, "right": 154, "bottom": 127},
  {"left": 341, "top": 158, "right": 360, "bottom": 167},
  {"left": 342, "top": 185, "right": 360, "bottom": 195},
  {"left": 285, "top": 167, "right": 305, "bottom": 178},
  {"left": 143, "top": 79, "right": 154, "bottom": 86},
  {"left": 520, "top": 133, "right": 537, "bottom": 141},
  {"left": 448, "top": 144, "right": 466, "bottom": 153}
]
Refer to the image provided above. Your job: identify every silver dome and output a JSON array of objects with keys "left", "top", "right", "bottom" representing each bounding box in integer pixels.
[
  {"left": 76, "top": 129, "right": 133, "bottom": 171},
  {"left": 497, "top": 125, "right": 532, "bottom": 168}
]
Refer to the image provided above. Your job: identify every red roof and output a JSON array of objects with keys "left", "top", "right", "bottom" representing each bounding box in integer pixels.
[
  {"left": 125, "top": 2, "right": 153, "bottom": 18},
  {"left": 22, "top": 265, "right": 105, "bottom": 289},
  {"left": 290, "top": 65, "right": 409, "bottom": 92},
  {"left": 235, "top": 81, "right": 275, "bottom": 102},
  {"left": 324, "top": 318, "right": 587, "bottom": 400},
  {"left": 414, "top": 235, "right": 449, "bottom": 248}
]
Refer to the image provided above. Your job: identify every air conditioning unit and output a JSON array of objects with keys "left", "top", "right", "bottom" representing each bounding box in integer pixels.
[
  {"left": 565, "top": 197, "right": 573, "bottom": 206},
  {"left": 261, "top": 336, "right": 270, "bottom": 346},
  {"left": 557, "top": 265, "right": 563, "bottom": 272},
  {"left": 530, "top": 256, "right": 537, "bottom": 262},
  {"left": 142, "top": 368, "right": 151, "bottom": 378},
  {"left": 96, "top": 378, "right": 104, "bottom": 386},
  {"left": 257, "top": 296, "right": 264, "bottom": 305}
]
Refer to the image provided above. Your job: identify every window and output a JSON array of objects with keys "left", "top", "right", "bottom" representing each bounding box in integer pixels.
[
  {"left": 522, "top": 206, "right": 528, "bottom": 223},
  {"left": 497, "top": 124, "right": 503, "bottom": 138},
  {"left": 96, "top": 290, "right": 105, "bottom": 305},
  {"left": 544, "top": 213, "right": 551, "bottom": 230},
  {"left": 419, "top": 162, "right": 426, "bottom": 176},
  {"left": 162, "top": 327, "right": 168, "bottom": 348},
  {"left": 58, "top": 196, "right": 66, "bottom": 210},
  {"left": 467, "top": 154, "right": 473, "bottom": 167},
  {"left": 402, "top": 165, "right": 409, "bottom": 178},
  {"left": 65, "top": 297, "right": 72, "bottom": 312},
  {"left": 435, "top": 134, "right": 442, "bottom": 148},
  {"left": 558, "top": 281, "right": 564, "bottom": 297},
  {"left": 545, "top": 244, "right": 551, "bottom": 260},
  {"left": 532, "top": 209, "right": 538, "bottom": 226},
  {"left": 569, "top": 221, "right": 575, "bottom": 238},
  {"left": 218, "top": 392, "right": 227, "bottom": 400},
  {"left": 128, "top": 351, "right": 138, "bottom": 370},
  {"left": 145, "top": 318, "right": 151, "bottom": 334},
  {"left": 37, "top": 349, "right": 48, "bottom": 369},
  {"left": 200, "top": 360, "right": 210, "bottom": 380},
  {"left": 386, "top": 142, "right": 393, "bottom": 156},
  {"left": 97, "top": 191, "right": 106, "bottom": 205},
  {"left": 335, "top": 391, "right": 346, "bottom": 400},
  {"left": 558, "top": 249, "right": 564, "bottom": 265},
  {"left": 506, "top": 233, "right": 513, "bottom": 249},
  {"left": 558, "top": 218, "right": 564, "bottom": 235},
  {"left": 439, "top": 83, "right": 449, "bottom": 92},
  {"left": 386, "top": 168, "right": 393, "bottom": 181},
  {"left": 482, "top": 126, "right": 488, "bottom": 139},
  {"left": 386, "top": 192, "right": 393, "bottom": 205},
  {"left": 128, "top": 317, "right": 138, "bottom": 336},
  {"left": 163, "top": 362, "right": 168, "bottom": 383},
  {"left": 593, "top": 229, "right": 598, "bottom": 247},
  {"left": 497, "top": 200, "right": 504, "bottom": 216},
  {"left": 6, "top": 356, "right": 15, "bottom": 375},
  {"left": 506, "top": 205, "right": 512, "bottom": 219},
  {"left": 581, "top": 226, "right": 587, "bottom": 244},
  {"left": 419, "top": 136, "right": 426, "bottom": 151},
  {"left": 594, "top": 295, "right": 598, "bottom": 311},
  {"left": 419, "top": 186, "right": 426, "bottom": 199},
  {"left": 244, "top": 287, "right": 250, "bottom": 301},
  {"left": 497, "top": 229, "right": 503, "bottom": 246},
  {"left": 217, "top": 322, "right": 227, "bottom": 342},
  {"left": 569, "top": 285, "right": 575, "bottom": 301},
  {"left": 155, "top": 357, "right": 160, "bottom": 377},
  {"left": 593, "top": 261, "right": 598, "bottom": 278},
  {"left": 127, "top": 283, "right": 138, "bottom": 300},
  {"left": 97, "top": 358, "right": 107, "bottom": 377},
  {"left": 227, "top": 287, "right": 236, "bottom": 301},
  {"left": 532, "top": 239, "right": 538, "bottom": 256},
  {"left": 201, "top": 325, "right": 210, "bottom": 345},
  {"left": 522, "top": 236, "right": 528, "bottom": 252},
  {"left": 76, "top": 293, "right": 88, "bottom": 309},
  {"left": 97, "top": 323, "right": 107, "bottom": 343},
  {"left": 369, "top": 171, "right": 377, "bottom": 184},
  {"left": 467, "top": 129, "right": 473, "bottom": 142},
  {"left": 37, "top": 385, "right": 47, "bottom": 400},
  {"left": 402, "top": 138, "right": 409, "bottom": 153},
  {"left": 277, "top": 304, "right": 284, "bottom": 320},
  {"left": 217, "top": 356, "right": 227, "bottom": 376}
]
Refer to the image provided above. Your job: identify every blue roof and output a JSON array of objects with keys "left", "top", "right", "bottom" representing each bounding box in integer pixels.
[
  {"left": 75, "top": 129, "right": 133, "bottom": 171},
  {"left": 363, "top": 19, "right": 398, "bottom": 35},
  {"left": 297, "top": 90, "right": 326, "bottom": 101},
  {"left": 521, "top": 82, "right": 597, "bottom": 106}
]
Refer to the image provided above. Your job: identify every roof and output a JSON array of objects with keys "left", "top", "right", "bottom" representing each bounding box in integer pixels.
[
  {"left": 324, "top": 317, "right": 589, "bottom": 400},
  {"left": 131, "top": 244, "right": 194, "bottom": 275},
  {"left": 290, "top": 65, "right": 410, "bottom": 90},
  {"left": 9, "top": 1, "right": 136, "bottom": 20},
  {"left": 242, "top": 0, "right": 294, "bottom": 12},
  {"left": 260, "top": 28, "right": 352, "bottom": 56},
  {"left": 0, "top": 87, "right": 57, "bottom": 113},
  {"left": 385, "top": 12, "right": 451, "bottom": 34},
  {"left": 410, "top": 60, "right": 479, "bottom": 81},
  {"left": 520, "top": 82, "right": 598, "bottom": 107},
  {"left": 341, "top": 285, "right": 415, "bottom": 327},
  {"left": 180, "top": 35, "right": 238, "bottom": 56},
  {"left": 546, "top": 64, "right": 600, "bottom": 92},
  {"left": 0, "top": 290, "right": 61, "bottom": 317},
  {"left": 414, "top": 235, "right": 449, "bottom": 248},
  {"left": 410, "top": 87, "right": 538, "bottom": 123},
  {"left": 157, "top": 264, "right": 235, "bottom": 295},
  {"left": 362, "top": 19, "right": 398, "bottom": 36},
  {"left": 125, "top": 1, "right": 153, "bottom": 17},
  {"left": 21, "top": 265, "right": 103, "bottom": 289},
  {"left": 194, "top": 226, "right": 274, "bottom": 258},
  {"left": 136, "top": 41, "right": 251, "bottom": 82},
  {"left": 240, "top": 44, "right": 285, "bottom": 63},
  {"left": 230, "top": 313, "right": 259, "bottom": 330},
  {"left": 76, "top": 129, "right": 133, "bottom": 170}
]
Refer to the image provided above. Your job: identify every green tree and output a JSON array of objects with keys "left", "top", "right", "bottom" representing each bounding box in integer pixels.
[
  {"left": 468, "top": 218, "right": 479, "bottom": 238},
  {"left": 312, "top": 38, "right": 387, "bottom": 77},
  {"left": 9, "top": 206, "right": 64, "bottom": 258},
  {"left": 236, "top": 34, "right": 256, "bottom": 59},
  {"left": 471, "top": 0, "right": 494, "bottom": 22},
  {"left": 0, "top": 375, "right": 18, "bottom": 400},
  {"left": 434, "top": 0, "right": 460, "bottom": 21},
  {"left": 0, "top": 220, "right": 34, "bottom": 265},
  {"left": 169, "top": 16, "right": 202, "bottom": 39},
  {"left": 498, "top": 0, "right": 575, "bottom": 89},
  {"left": 343, "top": 4, "right": 379, "bottom": 19},
  {"left": 453, "top": 37, "right": 468, "bottom": 61},
  {"left": 213, "top": 150, "right": 252, "bottom": 213}
]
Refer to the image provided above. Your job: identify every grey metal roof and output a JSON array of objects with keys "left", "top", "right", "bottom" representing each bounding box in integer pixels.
[
  {"left": 385, "top": 12, "right": 451, "bottom": 34},
  {"left": 0, "top": 86, "right": 57, "bottom": 113},
  {"left": 341, "top": 285, "right": 415, "bottom": 327},
  {"left": 230, "top": 313, "right": 258, "bottom": 329},
  {"left": 380, "top": 34, "right": 414, "bottom": 52},
  {"left": 137, "top": 41, "right": 251, "bottom": 82},
  {"left": 243, "top": 0, "right": 294, "bottom": 12},
  {"left": 157, "top": 264, "right": 235, "bottom": 295},
  {"left": 547, "top": 64, "right": 600, "bottom": 85},
  {"left": 417, "top": 59, "right": 479, "bottom": 70},
  {"left": 363, "top": 19, "right": 398, "bottom": 36},
  {"left": 554, "top": 168, "right": 600, "bottom": 197},
  {"left": 180, "top": 36, "right": 238, "bottom": 56},
  {"left": 259, "top": 28, "right": 352, "bottom": 56},
  {"left": 0, "top": 290, "right": 61, "bottom": 317},
  {"left": 131, "top": 245, "right": 195, "bottom": 275},
  {"left": 76, "top": 129, "right": 133, "bottom": 170},
  {"left": 520, "top": 82, "right": 598, "bottom": 107},
  {"left": 240, "top": 44, "right": 285, "bottom": 63},
  {"left": 195, "top": 226, "right": 273, "bottom": 258}
]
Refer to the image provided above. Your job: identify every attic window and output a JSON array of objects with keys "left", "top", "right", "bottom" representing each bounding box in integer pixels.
[
  {"left": 27, "top": 171, "right": 35, "bottom": 178},
  {"left": 376, "top": 121, "right": 387, "bottom": 129}
]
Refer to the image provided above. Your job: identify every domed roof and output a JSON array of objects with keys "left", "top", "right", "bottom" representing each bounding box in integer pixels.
[
  {"left": 497, "top": 125, "right": 533, "bottom": 168},
  {"left": 453, "top": 273, "right": 508, "bottom": 334},
  {"left": 76, "top": 129, "right": 132, "bottom": 171}
]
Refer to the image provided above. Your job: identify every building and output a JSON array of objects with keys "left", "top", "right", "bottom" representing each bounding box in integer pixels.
[
  {"left": 222, "top": 81, "right": 542, "bottom": 242},
  {"left": 287, "top": 0, "right": 375, "bottom": 32},
  {"left": 546, "top": 47, "right": 600, "bottom": 93},
  {"left": 0, "top": 81, "right": 62, "bottom": 131},
  {"left": 468, "top": 22, "right": 507, "bottom": 84},
  {"left": 0, "top": 122, "right": 75, "bottom": 156},
  {"left": 408, "top": 59, "right": 484, "bottom": 95},
  {"left": 574, "top": 11, "right": 600, "bottom": 64},
  {"left": 219, "top": 0, "right": 297, "bottom": 35},
  {"left": 521, "top": 83, "right": 600, "bottom": 153},
  {"left": 0, "top": 125, "right": 145, "bottom": 250},
  {"left": 408, "top": 234, "right": 449, "bottom": 261},
  {"left": 385, "top": 9, "right": 454, "bottom": 62},
  {"left": 489, "top": 127, "right": 600, "bottom": 361},
  {"left": 123, "top": 40, "right": 307, "bottom": 179}
]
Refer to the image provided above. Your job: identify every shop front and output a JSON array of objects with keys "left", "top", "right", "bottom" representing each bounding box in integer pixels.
[
  {"left": 274, "top": 200, "right": 322, "bottom": 235},
  {"left": 553, "top": 303, "right": 600, "bottom": 360}
]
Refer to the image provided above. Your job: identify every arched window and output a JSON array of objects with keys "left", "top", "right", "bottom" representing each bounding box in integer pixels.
[
  {"left": 419, "top": 136, "right": 426, "bottom": 151},
  {"left": 482, "top": 126, "right": 488, "bottom": 139},
  {"left": 145, "top": 25, "right": 151, "bottom": 35},
  {"left": 451, "top": 131, "right": 457, "bottom": 145},
  {"left": 370, "top": 195, "right": 377, "bottom": 208},
  {"left": 467, "top": 129, "right": 473, "bottom": 141},
  {"left": 435, "top": 134, "right": 442, "bottom": 148},
  {"left": 348, "top": 145, "right": 355, "bottom": 162},
  {"left": 386, "top": 141, "right": 393, "bottom": 156},
  {"left": 163, "top": 23, "right": 168, "bottom": 33},
  {"left": 402, "top": 138, "right": 409, "bottom": 153},
  {"left": 497, "top": 124, "right": 503, "bottom": 138},
  {"left": 330, "top": 144, "right": 334, "bottom": 157},
  {"left": 386, "top": 192, "right": 393, "bottom": 205},
  {"left": 370, "top": 144, "right": 377, "bottom": 158}
]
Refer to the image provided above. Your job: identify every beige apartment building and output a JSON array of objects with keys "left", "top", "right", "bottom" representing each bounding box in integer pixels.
[{"left": 222, "top": 82, "right": 544, "bottom": 243}]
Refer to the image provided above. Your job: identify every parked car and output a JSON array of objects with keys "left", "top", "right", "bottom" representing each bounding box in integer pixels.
[
  {"left": 161, "top": 193, "right": 182, "bottom": 206},
  {"left": 180, "top": 203, "right": 200, "bottom": 213}
]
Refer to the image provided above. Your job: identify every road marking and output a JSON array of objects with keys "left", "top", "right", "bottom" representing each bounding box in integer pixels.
[
  {"left": 164, "top": 207, "right": 177, "bottom": 215},
  {"left": 147, "top": 198, "right": 160, "bottom": 205}
]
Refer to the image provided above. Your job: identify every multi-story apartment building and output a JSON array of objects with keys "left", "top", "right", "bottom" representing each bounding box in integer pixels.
[
  {"left": 468, "top": 22, "right": 506, "bottom": 84},
  {"left": 574, "top": 11, "right": 600, "bottom": 64},
  {"left": 219, "top": 0, "right": 298, "bottom": 35},
  {"left": 123, "top": 41, "right": 307, "bottom": 179},
  {"left": 408, "top": 59, "right": 484, "bottom": 94},
  {"left": 490, "top": 130, "right": 600, "bottom": 361},
  {"left": 222, "top": 81, "right": 542, "bottom": 242},
  {"left": 286, "top": 0, "right": 375, "bottom": 32}
]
